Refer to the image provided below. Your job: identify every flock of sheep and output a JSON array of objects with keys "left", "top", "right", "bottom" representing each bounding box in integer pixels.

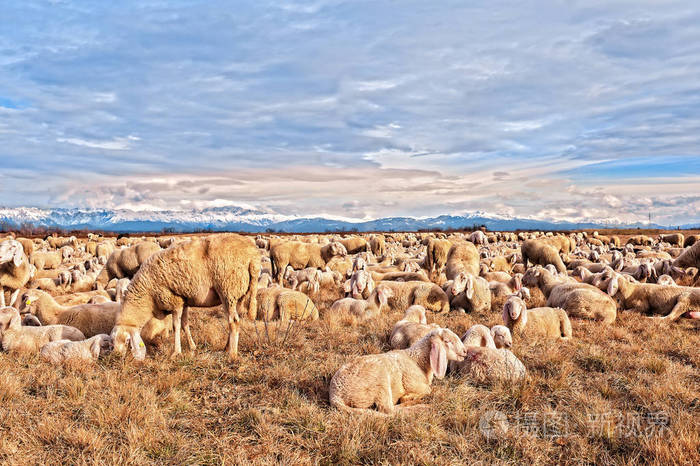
[{"left": 1, "top": 229, "right": 699, "bottom": 415}]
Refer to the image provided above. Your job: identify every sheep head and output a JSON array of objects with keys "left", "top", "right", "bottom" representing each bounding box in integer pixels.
[
  {"left": 110, "top": 325, "right": 147, "bottom": 361},
  {"left": 0, "top": 240, "right": 25, "bottom": 267},
  {"left": 491, "top": 325, "right": 512, "bottom": 349}
]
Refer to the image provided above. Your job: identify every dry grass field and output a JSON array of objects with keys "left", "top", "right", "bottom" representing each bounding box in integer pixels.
[
  {"left": 1, "top": 229, "right": 699, "bottom": 465},
  {"left": 2, "top": 297, "right": 699, "bottom": 464}
]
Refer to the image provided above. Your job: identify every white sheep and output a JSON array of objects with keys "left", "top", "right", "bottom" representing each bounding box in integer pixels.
[
  {"left": 329, "top": 328, "right": 467, "bottom": 415},
  {"left": 0, "top": 306, "right": 85, "bottom": 353},
  {"left": 502, "top": 295, "right": 572, "bottom": 340},
  {"left": 389, "top": 305, "right": 441, "bottom": 349},
  {"left": 329, "top": 284, "right": 393, "bottom": 320},
  {"left": 40, "top": 334, "right": 113, "bottom": 364},
  {"left": 0, "top": 240, "right": 33, "bottom": 308},
  {"left": 450, "top": 324, "right": 526, "bottom": 383}
]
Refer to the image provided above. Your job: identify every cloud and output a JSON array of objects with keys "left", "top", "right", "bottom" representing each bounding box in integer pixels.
[{"left": 0, "top": 0, "right": 698, "bottom": 225}]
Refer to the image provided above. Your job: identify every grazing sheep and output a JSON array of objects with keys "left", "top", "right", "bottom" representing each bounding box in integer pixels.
[
  {"left": 502, "top": 295, "right": 572, "bottom": 339},
  {"left": 469, "top": 230, "right": 487, "bottom": 245},
  {"left": 445, "top": 272, "right": 491, "bottom": 314},
  {"left": 445, "top": 241, "right": 480, "bottom": 280},
  {"left": 95, "top": 242, "right": 161, "bottom": 288},
  {"left": 329, "top": 328, "right": 467, "bottom": 415},
  {"left": 0, "top": 240, "right": 33, "bottom": 307},
  {"left": 30, "top": 251, "right": 62, "bottom": 270},
  {"left": 523, "top": 266, "right": 617, "bottom": 324},
  {"left": 0, "top": 306, "right": 84, "bottom": 353},
  {"left": 256, "top": 287, "right": 319, "bottom": 321},
  {"left": 40, "top": 333, "right": 113, "bottom": 364},
  {"left": 607, "top": 274, "right": 700, "bottom": 321},
  {"left": 450, "top": 324, "right": 526, "bottom": 383},
  {"left": 284, "top": 266, "right": 321, "bottom": 293},
  {"left": 329, "top": 284, "right": 393, "bottom": 321},
  {"left": 380, "top": 280, "right": 451, "bottom": 314},
  {"left": 369, "top": 235, "right": 386, "bottom": 257},
  {"left": 673, "top": 241, "right": 700, "bottom": 269},
  {"left": 389, "top": 305, "right": 440, "bottom": 349},
  {"left": 521, "top": 240, "right": 566, "bottom": 273},
  {"left": 112, "top": 234, "right": 260, "bottom": 360},
  {"left": 270, "top": 241, "right": 347, "bottom": 284},
  {"left": 426, "top": 239, "right": 452, "bottom": 277}
]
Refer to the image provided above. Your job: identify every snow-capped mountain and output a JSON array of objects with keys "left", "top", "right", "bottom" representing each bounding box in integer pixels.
[{"left": 0, "top": 206, "right": 673, "bottom": 233}]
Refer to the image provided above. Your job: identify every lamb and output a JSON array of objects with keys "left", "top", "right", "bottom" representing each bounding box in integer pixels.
[
  {"left": 40, "top": 333, "right": 113, "bottom": 364},
  {"left": 284, "top": 266, "right": 321, "bottom": 293},
  {"left": 329, "top": 328, "right": 467, "bottom": 415},
  {"left": 502, "top": 295, "right": 572, "bottom": 339},
  {"left": 256, "top": 287, "right": 319, "bottom": 321},
  {"left": 111, "top": 234, "right": 260, "bottom": 360},
  {"left": 445, "top": 241, "right": 480, "bottom": 280},
  {"left": 523, "top": 266, "right": 617, "bottom": 324},
  {"left": 607, "top": 274, "right": 700, "bottom": 321},
  {"left": 0, "top": 240, "right": 33, "bottom": 307},
  {"left": 450, "top": 324, "right": 526, "bottom": 383},
  {"left": 21, "top": 289, "right": 121, "bottom": 337},
  {"left": 0, "top": 306, "right": 84, "bottom": 353},
  {"left": 30, "top": 251, "right": 62, "bottom": 270},
  {"left": 270, "top": 241, "right": 347, "bottom": 284},
  {"left": 521, "top": 239, "right": 566, "bottom": 273},
  {"left": 445, "top": 272, "right": 491, "bottom": 313},
  {"left": 673, "top": 241, "right": 700, "bottom": 268},
  {"left": 329, "top": 284, "right": 393, "bottom": 320},
  {"left": 344, "top": 269, "right": 375, "bottom": 299},
  {"left": 379, "top": 280, "right": 451, "bottom": 314},
  {"left": 95, "top": 242, "right": 162, "bottom": 288},
  {"left": 389, "top": 305, "right": 440, "bottom": 349}
]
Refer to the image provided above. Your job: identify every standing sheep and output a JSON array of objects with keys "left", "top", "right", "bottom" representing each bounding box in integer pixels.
[
  {"left": 111, "top": 234, "right": 260, "bottom": 360},
  {"left": 426, "top": 239, "right": 452, "bottom": 278},
  {"left": 95, "top": 242, "right": 161, "bottom": 288},
  {"left": 0, "top": 240, "right": 33, "bottom": 307},
  {"left": 521, "top": 240, "right": 566, "bottom": 273},
  {"left": 270, "top": 241, "right": 347, "bottom": 284}
]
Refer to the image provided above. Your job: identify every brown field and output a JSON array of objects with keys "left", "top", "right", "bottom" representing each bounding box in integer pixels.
[{"left": 1, "top": 231, "right": 699, "bottom": 464}]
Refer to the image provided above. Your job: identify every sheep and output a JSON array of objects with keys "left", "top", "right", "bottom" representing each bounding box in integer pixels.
[
  {"left": 284, "top": 266, "right": 321, "bottom": 293},
  {"left": 521, "top": 239, "right": 566, "bottom": 273},
  {"left": 0, "top": 240, "right": 33, "bottom": 308},
  {"left": 369, "top": 234, "right": 386, "bottom": 257},
  {"left": 389, "top": 305, "right": 440, "bottom": 349},
  {"left": 95, "top": 242, "right": 114, "bottom": 260},
  {"left": 469, "top": 230, "right": 487, "bottom": 245},
  {"left": 20, "top": 289, "right": 121, "bottom": 337},
  {"left": 95, "top": 242, "right": 162, "bottom": 288},
  {"left": 380, "top": 280, "right": 451, "bottom": 314},
  {"left": 339, "top": 237, "right": 369, "bottom": 254},
  {"left": 450, "top": 324, "right": 526, "bottom": 383},
  {"left": 17, "top": 237, "right": 34, "bottom": 256},
  {"left": 684, "top": 235, "right": 700, "bottom": 248},
  {"left": 488, "top": 273, "right": 523, "bottom": 299},
  {"left": 426, "top": 238, "right": 452, "bottom": 278},
  {"left": 523, "top": 266, "right": 617, "bottom": 324},
  {"left": 660, "top": 233, "right": 684, "bottom": 247},
  {"left": 445, "top": 272, "right": 491, "bottom": 314},
  {"left": 329, "top": 284, "right": 393, "bottom": 321},
  {"left": 344, "top": 269, "right": 375, "bottom": 299},
  {"left": 490, "top": 325, "right": 513, "bottom": 349},
  {"left": 329, "top": 328, "right": 467, "bottom": 415},
  {"left": 111, "top": 234, "right": 260, "bottom": 360},
  {"left": 445, "top": 241, "right": 480, "bottom": 280},
  {"left": 40, "top": 333, "right": 113, "bottom": 364},
  {"left": 607, "top": 274, "right": 700, "bottom": 321},
  {"left": 370, "top": 270, "right": 429, "bottom": 283},
  {"left": 673, "top": 241, "right": 700, "bottom": 269},
  {"left": 53, "top": 290, "right": 112, "bottom": 307},
  {"left": 627, "top": 235, "right": 654, "bottom": 247},
  {"left": 30, "top": 251, "right": 62, "bottom": 270},
  {"left": 256, "top": 287, "right": 319, "bottom": 321},
  {"left": 656, "top": 275, "right": 677, "bottom": 287},
  {"left": 502, "top": 295, "right": 572, "bottom": 339},
  {"left": 0, "top": 306, "right": 84, "bottom": 353},
  {"left": 270, "top": 241, "right": 347, "bottom": 284},
  {"left": 485, "top": 254, "right": 517, "bottom": 274}
]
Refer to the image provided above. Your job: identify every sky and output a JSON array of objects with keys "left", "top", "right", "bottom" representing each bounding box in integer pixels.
[{"left": 1, "top": 0, "right": 699, "bottom": 226}]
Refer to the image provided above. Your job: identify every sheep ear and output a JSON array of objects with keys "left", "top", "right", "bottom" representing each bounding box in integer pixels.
[
  {"left": 513, "top": 274, "right": 522, "bottom": 291},
  {"left": 129, "top": 330, "right": 147, "bottom": 361},
  {"left": 343, "top": 280, "right": 351, "bottom": 293},
  {"left": 90, "top": 337, "right": 103, "bottom": 357},
  {"left": 9, "top": 312, "right": 22, "bottom": 331},
  {"left": 465, "top": 278, "right": 474, "bottom": 300},
  {"left": 13, "top": 247, "right": 24, "bottom": 267},
  {"left": 430, "top": 339, "right": 447, "bottom": 379},
  {"left": 607, "top": 276, "right": 619, "bottom": 296},
  {"left": 510, "top": 254, "right": 517, "bottom": 265}
]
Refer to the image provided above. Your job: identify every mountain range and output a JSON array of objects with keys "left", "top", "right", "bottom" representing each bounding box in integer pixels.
[{"left": 0, "top": 207, "right": 694, "bottom": 233}]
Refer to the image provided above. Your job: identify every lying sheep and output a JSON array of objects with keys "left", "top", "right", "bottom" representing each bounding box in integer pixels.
[
  {"left": 330, "top": 284, "right": 393, "bottom": 321},
  {"left": 673, "top": 241, "right": 700, "bottom": 269},
  {"left": 30, "top": 251, "right": 62, "bottom": 270},
  {"left": 389, "top": 305, "right": 440, "bottom": 349},
  {"left": 112, "top": 234, "right": 260, "bottom": 360},
  {"left": 502, "top": 295, "right": 572, "bottom": 340},
  {"left": 329, "top": 328, "right": 467, "bottom": 415},
  {"left": 256, "top": 286, "right": 319, "bottom": 321},
  {"left": 450, "top": 324, "right": 526, "bottom": 384},
  {"left": 0, "top": 306, "right": 84, "bottom": 353},
  {"left": 380, "top": 280, "right": 450, "bottom": 314},
  {"left": 607, "top": 274, "right": 700, "bottom": 321},
  {"left": 40, "top": 334, "right": 113, "bottom": 364},
  {"left": 284, "top": 266, "right": 321, "bottom": 293},
  {"left": 445, "top": 272, "right": 491, "bottom": 314}
]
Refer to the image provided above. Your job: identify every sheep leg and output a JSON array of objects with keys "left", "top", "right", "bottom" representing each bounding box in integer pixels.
[
  {"left": 223, "top": 298, "right": 241, "bottom": 359},
  {"left": 171, "top": 306, "right": 183, "bottom": 357},
  {"left": 182, "top": 306, "right": 196, "bottom": 350},
  {"left": 0, "top": 287, "right": 5, "bottom": 307},
  {"left": 659, "top": 294, "right": 692, "bottom": 321},
  {"left": 8, "top": 289, "right": 19, "bottom": 308}
]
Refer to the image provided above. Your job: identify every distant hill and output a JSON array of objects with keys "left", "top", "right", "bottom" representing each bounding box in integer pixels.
[{"left": 0, "top": 206, "right": 676, "bottom": 233}]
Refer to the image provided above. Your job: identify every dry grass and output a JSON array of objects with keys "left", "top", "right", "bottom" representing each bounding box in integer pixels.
[{"left": 1, "top": 301, "right": 698, "bottom": 465}]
